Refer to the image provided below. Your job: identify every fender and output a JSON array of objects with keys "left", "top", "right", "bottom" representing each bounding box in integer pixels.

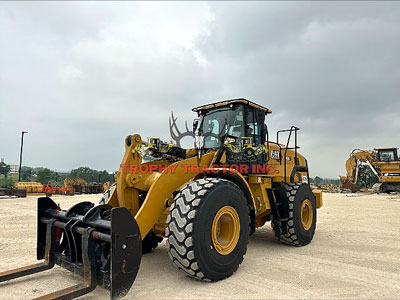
[{"left": 205, "top": 168, "right": 256, "bottom": 211}]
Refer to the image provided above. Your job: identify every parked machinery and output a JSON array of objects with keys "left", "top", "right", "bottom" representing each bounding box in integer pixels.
[
  {"left": 14, "top": 182, "right": 43, "bottom": 193},
  {"left": 340, "top": 147, "right": 400, "bottom": 193},
  {"left": 42, "top": 184, "right": 75, "bottom": 196},
  {"left": 0, "top": 188, "right": 26, "bottom": 198}
]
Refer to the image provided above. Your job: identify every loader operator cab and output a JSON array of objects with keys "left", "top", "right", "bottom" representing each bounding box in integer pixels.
[
  {"left": 192, "top": 99, "right": 272, "bottom": 172},
  {"left": 192, "top": 99, "right": 271, "bottom": 150}
]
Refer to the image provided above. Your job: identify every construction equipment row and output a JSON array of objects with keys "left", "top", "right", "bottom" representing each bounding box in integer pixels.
[{"left": 7, "top": 182, "right": 109, "bottom": 197}]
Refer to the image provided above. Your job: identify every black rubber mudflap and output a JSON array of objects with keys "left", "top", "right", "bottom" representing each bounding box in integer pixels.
[{"left": 110, "top": 207, "right": 142, "bottom": 299}]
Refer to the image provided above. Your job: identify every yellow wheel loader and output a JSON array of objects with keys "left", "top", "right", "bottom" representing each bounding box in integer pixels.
[{"left": 0, "top": 98, "right": 322, "bottom": 299}]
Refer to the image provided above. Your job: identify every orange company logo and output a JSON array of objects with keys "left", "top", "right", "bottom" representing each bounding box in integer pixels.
[{"left": 120, "top": 164, "right": 279, "bottom": 175}]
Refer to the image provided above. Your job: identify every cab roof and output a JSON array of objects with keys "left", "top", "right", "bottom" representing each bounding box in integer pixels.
[
  {"left": 374, "top": 147, "right": 398, "bottom": 151},
  {"left": 192, "top": 98, "right": 272, "bottom": 114}
]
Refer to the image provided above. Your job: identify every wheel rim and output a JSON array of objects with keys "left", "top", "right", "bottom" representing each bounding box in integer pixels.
[
  {"left": 211, "top": 206, "right": 240, "bottom": 255},
  {"left": 300, "top": 199, "right": 313, "bottom": 230}
]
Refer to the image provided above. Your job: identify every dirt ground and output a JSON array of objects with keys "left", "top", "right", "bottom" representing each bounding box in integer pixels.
[{"left": 0, "top": 192, "right": 399, "bottom": 300}]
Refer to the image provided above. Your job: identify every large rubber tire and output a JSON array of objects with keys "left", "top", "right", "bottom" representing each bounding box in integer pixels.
[
  {"left": 271, "top": 183, "right": 317, "bottom": 246},
  {"left": 166, "top": 178, "right": 249, "bottom": 281}
]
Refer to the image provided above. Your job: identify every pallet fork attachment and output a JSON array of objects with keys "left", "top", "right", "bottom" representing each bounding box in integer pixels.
[{"left": 0, "top": 197, "right": 142, "bottom": 299}]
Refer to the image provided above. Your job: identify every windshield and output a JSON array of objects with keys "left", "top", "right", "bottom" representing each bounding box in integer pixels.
[{"left": 198, "top": 105, "right": 244, "bottom": 148}]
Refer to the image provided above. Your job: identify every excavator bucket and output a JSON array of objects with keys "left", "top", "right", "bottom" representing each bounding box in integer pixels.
[
  {"left": 339, "top": 176, "right": 360, "bottom": 193},
  {"left": 0, "top": 197, "right": 142, "bottom": 299}
]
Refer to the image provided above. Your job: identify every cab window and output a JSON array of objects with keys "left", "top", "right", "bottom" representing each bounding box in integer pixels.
[
  {"left": 378, "top": 150, "right": 396, "bottom": 162},
  {"left": 200, "top": 105, "right": 244, "bottom": 149},
  {"left": 246, "top": 109, "right": 262, "bottom": 145}
]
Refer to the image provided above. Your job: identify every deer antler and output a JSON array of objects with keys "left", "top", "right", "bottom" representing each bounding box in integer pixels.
[{"left": 169, "top": 111, "right": 195, "bottom": 147}]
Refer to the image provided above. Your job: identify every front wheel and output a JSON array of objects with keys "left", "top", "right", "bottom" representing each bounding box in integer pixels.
[
  {"left": 166, "top": 178, "right": 249, "bottom": 281},
  {"left": 272, "top": 183, "right": 317, "bottom": 246}
]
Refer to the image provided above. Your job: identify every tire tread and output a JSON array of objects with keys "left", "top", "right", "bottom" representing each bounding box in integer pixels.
[{"left": 167, "top": 178, "right": 247, "bottom": 281}]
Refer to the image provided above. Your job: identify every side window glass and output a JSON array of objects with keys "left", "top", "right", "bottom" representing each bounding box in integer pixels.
[
  {"left": 209, "top": 119, "right": 219, "bottom": 141},
  {"left": 246, "top": 110, "right": 261, "bottom": 145},
  {"left": 228, "top": 107, "right": 244, "bottom": 137}
]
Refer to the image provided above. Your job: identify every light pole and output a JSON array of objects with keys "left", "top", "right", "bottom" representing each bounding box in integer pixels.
[{"left": 18, "top": 131, "right": 28, "bottom": 182}]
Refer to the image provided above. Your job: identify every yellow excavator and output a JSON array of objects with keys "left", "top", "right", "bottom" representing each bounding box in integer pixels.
[
  {"left": 340, "top": 148, "right": 400, "bottom": 193},
  {"left": 0, "top": 99, "right": 322, "bottom": 299}
]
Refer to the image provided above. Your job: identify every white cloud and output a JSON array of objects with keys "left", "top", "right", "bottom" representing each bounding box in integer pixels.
[{"left": 0, "top": 1, "right": 399, "bottom": 178}]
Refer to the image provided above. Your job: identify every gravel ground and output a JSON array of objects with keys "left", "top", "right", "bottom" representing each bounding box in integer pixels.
[{"left": 0, "top": 192, "right": 399, "bottom": 300}]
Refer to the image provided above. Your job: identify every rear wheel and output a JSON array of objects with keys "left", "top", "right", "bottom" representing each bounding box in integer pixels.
[
  {"left": 166, "top": 178, "right": 249, "bottom": 281},
  {"left": 271, "top": 183, "right": 317, "bottom": 246}
]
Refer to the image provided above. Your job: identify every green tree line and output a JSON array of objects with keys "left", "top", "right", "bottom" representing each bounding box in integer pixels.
[
  {"left": 0, "top": 165, "right": 116, "bottom": 188},
  {"left": 311, "top": 166, "right": 378, "bottom": 188}
]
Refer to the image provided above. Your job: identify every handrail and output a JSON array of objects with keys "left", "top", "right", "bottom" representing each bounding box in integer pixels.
[{"left": 276, "top": 126, "right": 300, "bottom": 181}]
